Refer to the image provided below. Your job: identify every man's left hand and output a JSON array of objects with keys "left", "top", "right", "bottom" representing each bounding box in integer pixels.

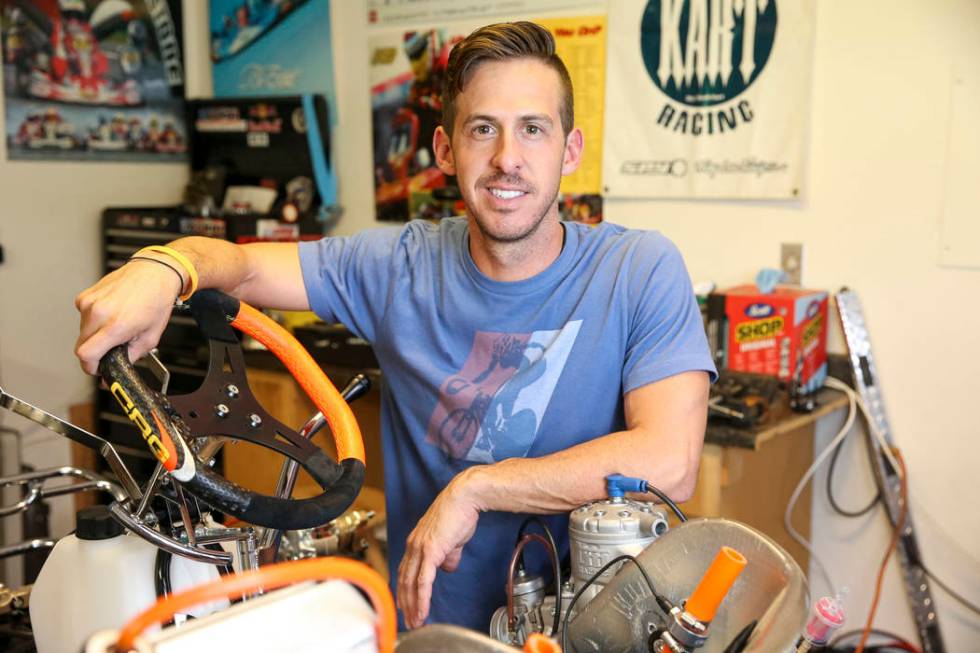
[{"left": 397, "top": 469, "right": 482, "bottom": 628}]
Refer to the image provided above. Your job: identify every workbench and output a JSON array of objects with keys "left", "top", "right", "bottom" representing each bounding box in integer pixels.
[{"left": 682, "top": 386, "right": 850, "bottom": 570}]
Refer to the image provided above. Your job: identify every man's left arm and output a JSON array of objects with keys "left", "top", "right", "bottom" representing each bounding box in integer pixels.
[{"left": 397, "top": 369, "right": 710, "bottom": 628}]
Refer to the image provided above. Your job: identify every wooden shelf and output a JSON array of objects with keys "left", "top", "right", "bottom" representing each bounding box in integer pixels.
[{"left": 685, "top": 388, "right": 850, "bottom": 569}]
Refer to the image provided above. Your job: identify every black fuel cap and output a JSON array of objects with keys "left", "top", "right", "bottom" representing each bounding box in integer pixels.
[{"left": 75, "top": 505, "right": 124, "bottom": 540}]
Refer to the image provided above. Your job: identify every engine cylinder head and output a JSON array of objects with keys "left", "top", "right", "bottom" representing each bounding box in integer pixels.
[{"left": 568, "top": 497, "right": 668, "bottom": 603}]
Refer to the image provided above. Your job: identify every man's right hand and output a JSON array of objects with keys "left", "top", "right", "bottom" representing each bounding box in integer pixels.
[
  {"left": 74, "top": 258, "right": 183, "bottom": 375},
  {"left": 74, "top": 237, "right": 309, "bottom": 375}
]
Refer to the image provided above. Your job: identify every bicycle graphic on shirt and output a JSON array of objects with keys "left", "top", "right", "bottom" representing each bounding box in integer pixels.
[{"left": 438, "top": 335, "right": 546, "bottom": 461}]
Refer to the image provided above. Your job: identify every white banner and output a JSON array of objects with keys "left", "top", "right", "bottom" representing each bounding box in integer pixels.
[{"left": 602, "top": 0, "right": 814, "bottom": 199}]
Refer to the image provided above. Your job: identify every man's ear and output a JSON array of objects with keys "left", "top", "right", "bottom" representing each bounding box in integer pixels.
[
  {"left": 561, "top": 127, "right": 584, "bottom": 176},
  {"left": 433, "top": 126, "right": 456, "bottom": 176}
]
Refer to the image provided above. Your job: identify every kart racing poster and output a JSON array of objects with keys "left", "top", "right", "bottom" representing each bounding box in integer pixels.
[
  {"left": 1, "top": 0, "right": 187, "bottom": 162},
  {"left": 209, "top": 0, "right": 337, "bottom": 117},
  {"left": 601, "top": 0, "right": 814, "bottom": 199},
  {"left": 367, "top": 1, "right": 606, "bottom": 224}
]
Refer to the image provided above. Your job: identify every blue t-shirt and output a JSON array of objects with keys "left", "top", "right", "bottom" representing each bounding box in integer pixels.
[{"left": 298, "top": 217, "right": 715, "bottom": 630}]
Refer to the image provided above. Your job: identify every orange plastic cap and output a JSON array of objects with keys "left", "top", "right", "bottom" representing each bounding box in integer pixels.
[
  {"left": 524, "top": 632, "right": 562, "bottom": 653},
  {"left": 685, "top": 546, "right": 747, "bottom": 623}
]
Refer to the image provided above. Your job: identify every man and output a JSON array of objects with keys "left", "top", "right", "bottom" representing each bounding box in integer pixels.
[{"left": 75, "top": 22, "right": 715, "bottom": 630}]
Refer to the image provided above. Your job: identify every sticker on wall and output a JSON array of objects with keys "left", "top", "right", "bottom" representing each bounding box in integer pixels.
[{"left": 2, "top": 0, "right": 187, "bottom": 162}]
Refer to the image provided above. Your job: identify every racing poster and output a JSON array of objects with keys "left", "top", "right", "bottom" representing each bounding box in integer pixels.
[
  {"left": 1, "top": 0, "right": 186, "bottom": 162},
  {"left": 367, "top": 1, "right": 606, "bottom": 224},
  {"left": 209, "top": 0, "right": 337, "bottom": 120},
  {"left": 602, "top": 0, "right": 814, "bottom": 199}
]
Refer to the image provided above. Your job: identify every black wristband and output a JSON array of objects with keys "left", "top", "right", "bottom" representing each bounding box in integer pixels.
[{"left": 128, "top": 256, "right": 186, "bottom": 297}]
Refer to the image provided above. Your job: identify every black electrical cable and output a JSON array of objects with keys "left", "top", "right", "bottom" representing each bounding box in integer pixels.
[
  {"left": 513, "top": 516, "right": 562, "bottom": 637},
  {"left": 154, "top": 548, "right": 173, "bottom": 598},
  {"left": 826, "top": 420, "right": 882, "bottom": 518},
  {"left": 823, "top": 400, "right": 980, "bottom": 620},
  {"left": 721, "top": 620, "right": 757, "bottom": 653},
  {"left": 154, "top": 548, "right": 176, "bottom": 629},
  {"left": 514, "top": 516, "right": 558, "bottom": 571},
  {"left": 824, "top": 390, "right": 980, "bottom": 630},
  {"left": 829, "top": 646, "right": 919, "bottom": 653},
  {"left": 922, "top": 563, "right": 980, "bottom": 616},
  {"left": 560, "top": 553, "right": 671, "bottom": 653},
  {"left": 828, "top": 628, "right": 921, "bottom": 651},
  {"left": 646, "top": 485, "right": 687, "bottom": 523}
]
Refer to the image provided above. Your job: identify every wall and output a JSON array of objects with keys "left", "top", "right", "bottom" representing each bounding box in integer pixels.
[
  {"left": 0, "top": 6, "right": 195, "bottom": 583},
  {"left": 604, "top": 2, "right": 980, "bottom": 647},
  {"left": 1, "top": 0, "right": 975, "bottom": 647}
]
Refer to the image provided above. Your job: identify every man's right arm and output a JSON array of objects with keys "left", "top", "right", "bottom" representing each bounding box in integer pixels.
[{"left": 74, "top": 236, "right": 306, "bottom": 375}]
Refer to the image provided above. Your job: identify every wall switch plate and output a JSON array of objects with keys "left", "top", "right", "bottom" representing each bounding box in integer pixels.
[{"left": 780, "top": 243, "right": 804, "bottom": 285}]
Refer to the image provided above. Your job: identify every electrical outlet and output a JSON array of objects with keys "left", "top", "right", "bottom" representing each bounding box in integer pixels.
[{"left": 780, "top": 243, "right": 804, "bottom": 286}]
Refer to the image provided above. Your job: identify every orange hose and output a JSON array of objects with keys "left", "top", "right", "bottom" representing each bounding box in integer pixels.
[
  {"left": 525, "top": 632, "right": 562, "bottom": 652},
  {"left": 685, "top": 546, "right": 747, "bottom": 623},
  {"left": 854, "top": 450, "right": 908, "bottom": 653},
  {"left": 232, "top": 303, "right": 365, "bottom": 463},
  {"left": 116, "top": 557, "right": 395, "bottom": 652}
]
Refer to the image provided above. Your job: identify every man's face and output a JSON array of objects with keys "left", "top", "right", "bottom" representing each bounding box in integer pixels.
[{"left": 434, "top": 58, "right": 582, "bottom": 244}]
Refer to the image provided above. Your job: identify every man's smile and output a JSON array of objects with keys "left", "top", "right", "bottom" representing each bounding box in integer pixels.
[{"left": 487, "top": 187, "right": 527, "bottom": 200}]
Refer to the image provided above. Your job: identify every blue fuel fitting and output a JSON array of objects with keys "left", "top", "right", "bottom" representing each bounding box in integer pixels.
[{"left": 605, "top": 474, "right": 648, "bottom": 498}]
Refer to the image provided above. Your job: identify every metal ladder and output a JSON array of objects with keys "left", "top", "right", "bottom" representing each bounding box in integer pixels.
[{"left": 835, "top": 288, "right": 945, "bottom": 652}]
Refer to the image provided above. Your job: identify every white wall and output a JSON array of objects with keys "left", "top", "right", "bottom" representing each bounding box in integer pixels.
[
  {"left": 1, "top": 0, "right": 975, "bottom": 647},
  {"left": 0, "top": 8, "right": 193, "bottom": 583},
  {"left": 610, "top": 1, "right": 980, "bottom": 648}
]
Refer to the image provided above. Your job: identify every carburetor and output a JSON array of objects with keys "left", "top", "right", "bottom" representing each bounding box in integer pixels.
[{"left": 490, "top": 477, "right": 669, "bottom": 645}]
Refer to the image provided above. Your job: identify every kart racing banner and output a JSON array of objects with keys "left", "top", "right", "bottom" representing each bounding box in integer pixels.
[
  {"left": 367, "top": 1, "right": 606, "bottom": 224},
  {"left": 1, "top": 0, "right": 186, "bottom": 162},
  {"left": 602, "top": 0, "right": 814, "bottom": 199}
]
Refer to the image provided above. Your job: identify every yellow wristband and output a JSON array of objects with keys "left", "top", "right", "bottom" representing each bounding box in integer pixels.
[{"left": 138, "top": 245, "right": 199, "bottom": 301}]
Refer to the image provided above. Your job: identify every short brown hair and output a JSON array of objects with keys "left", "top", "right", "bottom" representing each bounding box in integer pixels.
[{"left": 442, "top": 21, "right": 574, "bottom": 138}]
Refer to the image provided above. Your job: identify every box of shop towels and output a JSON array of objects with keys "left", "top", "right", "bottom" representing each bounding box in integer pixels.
[{"left": 716, "top": 285, "right": 828, "bottom": 393}]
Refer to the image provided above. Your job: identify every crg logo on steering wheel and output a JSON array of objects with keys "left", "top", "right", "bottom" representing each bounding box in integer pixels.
[{"left": 109, "top": 381, "right": 172, "bottom": 465}]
